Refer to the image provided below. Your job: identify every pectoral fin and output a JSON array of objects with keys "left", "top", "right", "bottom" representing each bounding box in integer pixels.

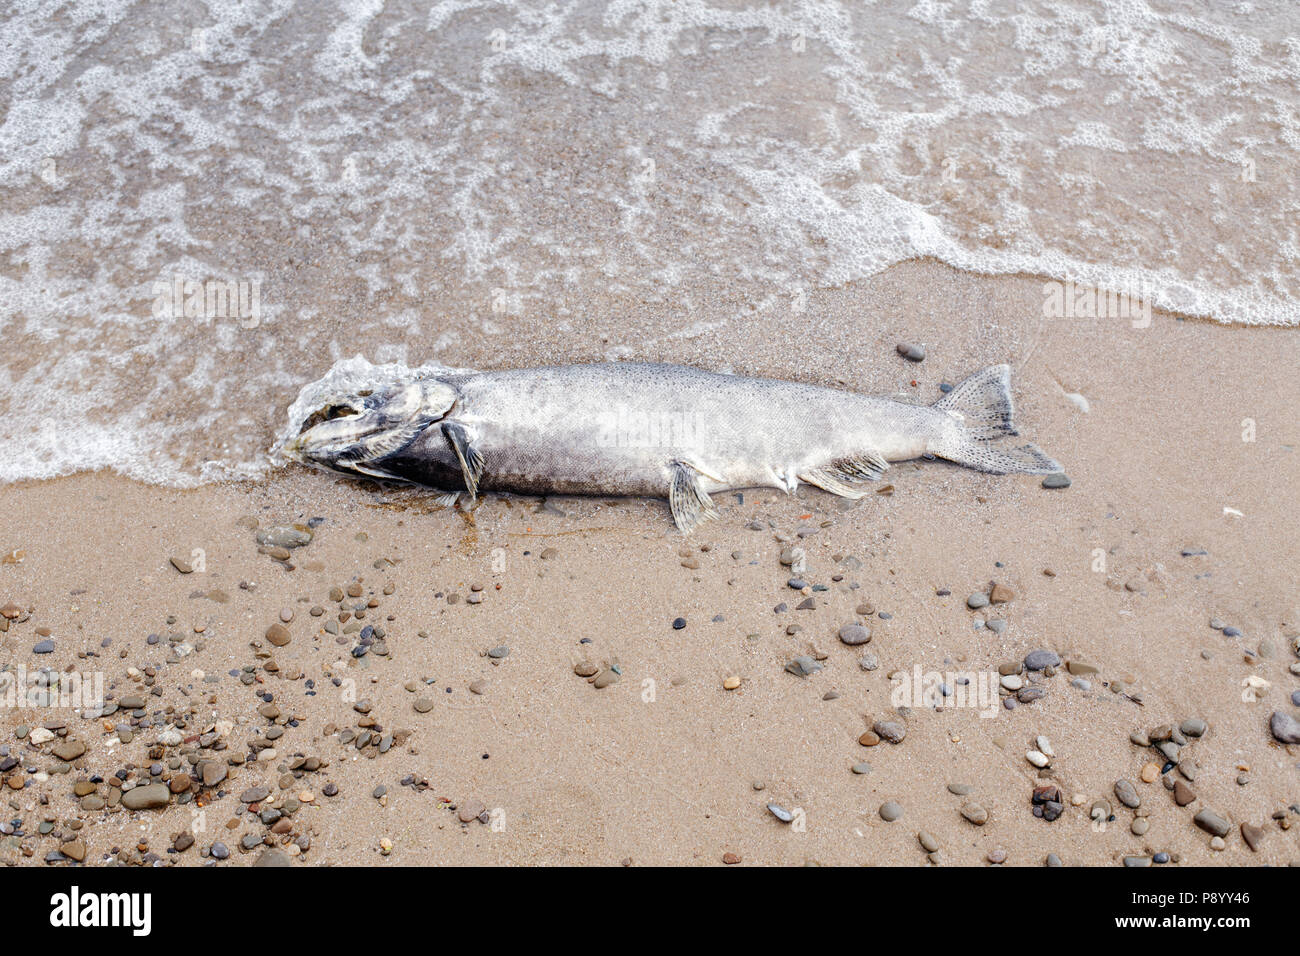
[
  {"left": 346, "top": 461, "right": 402, "bottom": 481},
  {"left": 441, "top": 422, "right": 485, "bottom": 498},
  {"left": 668, "top": 460, "right": 718, "bottom": 533}
]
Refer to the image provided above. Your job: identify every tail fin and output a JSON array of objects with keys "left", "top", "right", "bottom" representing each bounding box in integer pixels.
[{"left": 931, "top": 365, "right": 1063, "bottom": 475}]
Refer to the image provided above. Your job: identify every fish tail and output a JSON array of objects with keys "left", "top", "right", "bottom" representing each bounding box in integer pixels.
[{"left": 930, "top": 365, "right": 1063, "bottom": 475}]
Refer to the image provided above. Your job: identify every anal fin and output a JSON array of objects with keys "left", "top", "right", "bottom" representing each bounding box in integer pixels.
[
  {"left": 829, "top": 452, "right": 889, "bottom": 483},
  {"left": 668, "top": 460, "right": 719, "bottom": 533},
  {"left": 441, "top": 422, "right": 485, "bottom": 498}
]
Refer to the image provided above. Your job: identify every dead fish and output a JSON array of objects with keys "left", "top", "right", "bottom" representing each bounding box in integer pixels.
[{"left": 283, "top": 362, "right": 1062, "bottom": 532}]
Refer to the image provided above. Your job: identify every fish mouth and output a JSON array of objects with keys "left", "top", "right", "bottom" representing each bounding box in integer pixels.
[{"left": 286, "top": 380, "right": 458, "bottom": 475}]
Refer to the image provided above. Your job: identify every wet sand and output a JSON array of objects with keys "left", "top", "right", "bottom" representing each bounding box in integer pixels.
[{"left": 2, "top": 262, "right": 1298, "bottom": 866}]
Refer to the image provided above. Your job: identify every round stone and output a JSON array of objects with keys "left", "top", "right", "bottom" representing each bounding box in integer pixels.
[{"left": 838, "top": 624, "right": 872, "bottom": 646}]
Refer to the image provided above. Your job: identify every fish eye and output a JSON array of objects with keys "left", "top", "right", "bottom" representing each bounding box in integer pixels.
[{"left": 298, "top": 402, "right": 361, "bottom": 434}]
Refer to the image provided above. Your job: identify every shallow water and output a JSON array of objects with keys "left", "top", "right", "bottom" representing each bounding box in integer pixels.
[{"left": 2, "top": 0, "right": 1297, "bottom": 484}]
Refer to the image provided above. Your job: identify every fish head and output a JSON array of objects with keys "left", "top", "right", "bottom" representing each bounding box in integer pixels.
[{"left": 285, "top": 379, "right": 457, "bottom": 476}]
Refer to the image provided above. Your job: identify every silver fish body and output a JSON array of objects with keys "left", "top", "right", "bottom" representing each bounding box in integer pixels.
[{"left": 286, "top": 361, "right": 1061, "bottom": 531}]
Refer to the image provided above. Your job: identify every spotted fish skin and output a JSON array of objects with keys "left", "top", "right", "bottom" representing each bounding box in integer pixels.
[{"left": 289, "top": 362, "right": 1062, "bottom": 532}]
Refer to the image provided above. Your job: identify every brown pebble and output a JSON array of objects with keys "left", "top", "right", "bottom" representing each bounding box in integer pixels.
[{"left": 265, "top": 623, "right": 291, "bottom": 646}]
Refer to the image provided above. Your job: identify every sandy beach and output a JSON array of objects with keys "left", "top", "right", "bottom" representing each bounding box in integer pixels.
[{"left": 3, "top": 261, "right": 1298, "bottom": 866}]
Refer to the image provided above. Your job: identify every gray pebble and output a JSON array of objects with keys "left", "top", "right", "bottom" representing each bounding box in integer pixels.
[
  {"left": 1024, "top": 649, "right": 1061, "bottom": 670},
  {"left": 873, "top": 720, "right": 906, "bottom": 744},
  {"left": 785, "top": 656, "right": 822, "bottom": 678},
  {"left": 838, "top": 624, "right": 872, "bottom": 646},
  {"left": 879, "top": 801, "right": 904, "bottom": 822},
  {"left": 1193, "top": 809, "right": 1231, "bottom": 837},
  {"left": 1041, "top": 474, "right": 1071, "bottom": 489},
  {"left": 1269, "top": 710, "right": 1300, "bottom": 744},
  {"left": 767, "top": 803, "right": 794, "bottom": 823},
  {"left": 1114, "top": 779, "right": 1140, "bottom": 809}
]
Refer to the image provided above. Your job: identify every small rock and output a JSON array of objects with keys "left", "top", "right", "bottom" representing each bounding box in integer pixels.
[
  {"left": 1269, "top": 711, "right": 1300, "bottom": 744},
  {"left": 838, "top": 624, "right": 872, "bottom": 646},
  {"left": 1193, "top": 809, "right": 1231, "bottom": 837},
  {"left": 1114, "top": 779, "right": 1140, "bottom": 809}
]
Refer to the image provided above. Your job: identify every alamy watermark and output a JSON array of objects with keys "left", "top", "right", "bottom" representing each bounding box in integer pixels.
[
  {"left": 0, "top": 666, "right": 104, "bottom": 711},
  {"left": 890, "top": 665, "right": 1001, "bottom": 718},
  {"left": 151, "top": 275, "right": 261, "bottom": 328},
  {"left": 1042, "top": 278, "right": 1152, "bottom": 329}
]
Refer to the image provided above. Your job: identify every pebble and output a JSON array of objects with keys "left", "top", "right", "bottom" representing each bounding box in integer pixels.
[
  {"left": 1193, "top": 809, "right": 1231, "bottom": 837},
  {"left": 1241, "top": 823, "right": 1264, "bottom": 851},
  {"left": 785, "top": 656, "right": 822, "bottom": 678},
  {"left": 1269, "top": 711, "right": 1300, "bottom": 744},
  {"left": 851, "top": 762, "right": 872, "bottom": 775},
  {"left": 1041, "top": 474, "right": 1071, "bottom": 488},
  {"left": 966, "top": 593, "right": 989, "bottom": 609},
  {"left": 121, "top": 784, "right": 170, "bottom": 810},
  {"left": 1024, "top": 649, "right": 1060, "bottom": 671},
  {"left": 961, "top": 803, "right": 989, "bottom": 826},
  {"left": 873, "top": 720, "right": 906, "bottom": 744},
  {"left": 33, "top": 640, "right": 54, "bottom": 654},
  {"left": 265, "top": 623, "right": 291, "bottom": 647},
  {"left": 1026, "top": 750, "right": 1049, "bottom": 768},
  {"left": 837, "top": 624, "right": 872, "bottom": 646},
  {"left": 413, "top": 698, "right": 434, "bottom": 713},
  {"left": 896, "top": 342, "right": 925, "bottom": 362},
  {"left": 255, "top": 526, "right": 313, "bottom": 549},
  {"left": 671, "top": 617, "right": 686, "bottom": 630},
  {"left": 879, "top": 801, "right": 903, "bottom": 822},
  {"left": 1180, "top": 718, "right": 1208, "bottom": 737},
  {"left": 1114, "top": 779, "right": 1140, "bottom": 809},
  {"left": 767, "top": 803, "right": 793, "bottom": 823}
]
